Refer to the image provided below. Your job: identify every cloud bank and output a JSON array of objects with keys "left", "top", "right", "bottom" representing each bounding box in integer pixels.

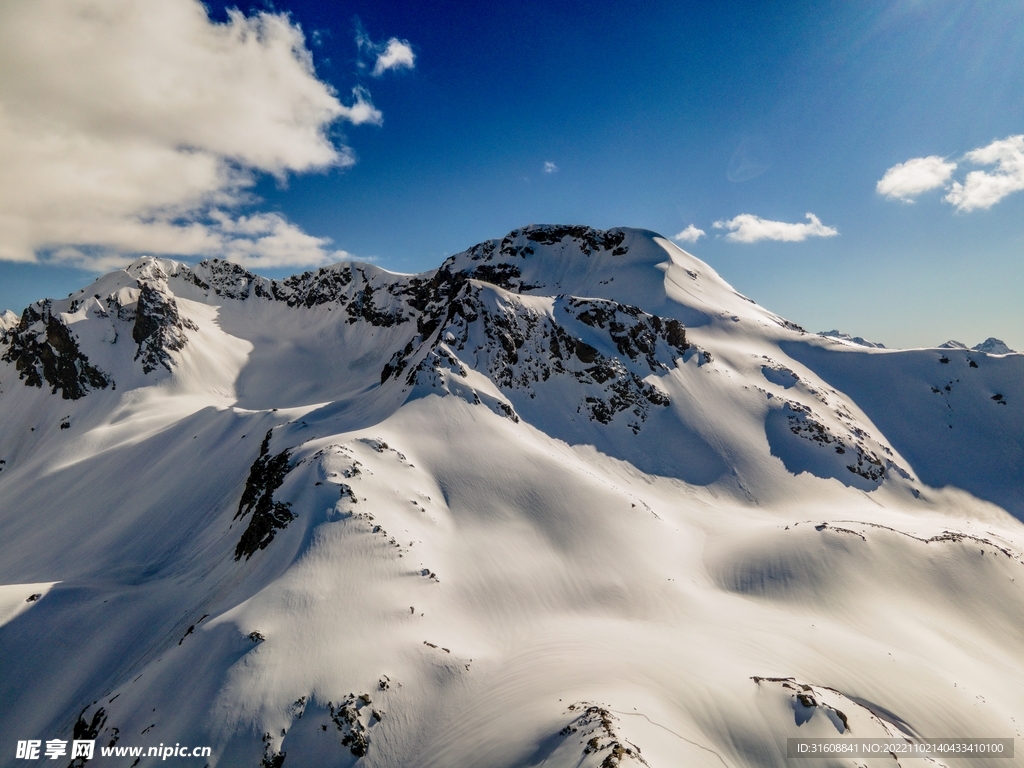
[
  {"left": 0, "top": 0, "right": 379, "bottom": 270},
  {"left": 878, "top": 135, "right": 1024, "bottom": 212},
  {"left": 713, "top": 213, "right": 838, "bottom": 243},
  {"left": 672, "top": 225, "right": 705, "bottom": 243}
]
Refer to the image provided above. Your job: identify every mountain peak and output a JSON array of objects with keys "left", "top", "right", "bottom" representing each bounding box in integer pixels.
[
  {"left": 0, "top": 309, "right": 17, "bottom": 333},
  {"left": 973, "top": 337, "right": 1016, "bottom": 355},
  {"left": 818, "top": 329, "right": 885, "bottom": 348}
]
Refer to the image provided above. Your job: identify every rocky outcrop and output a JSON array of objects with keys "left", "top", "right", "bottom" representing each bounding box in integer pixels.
[
  {"left": 560, "top": 702, "right": 648, "bottom": 767},
  {"left": 2, "top": 301, "right": 112, "bottom": 399},
  {"left": 328, "top": 693, "right": 380, "bottom": 757},
  {"left": 399, "top": 286, "right": 686, "bottom": 433},
  {"left": 132, "top": 283, "right": 198, "bottom": 373},
  {"left": 234, "top": 431, "right": 295, "bottom": 561},
  {"left": 782, "top": 401, "right": 886, "bottom": 482}
]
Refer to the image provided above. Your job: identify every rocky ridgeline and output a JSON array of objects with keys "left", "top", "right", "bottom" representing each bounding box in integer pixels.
[
  {"left": 1, "top": 226, "right": 694, "bottom": 434},
  {"left": 183, "top": 224, "right": 632, "bottom": 317},
  {"left": 2, "top": 260, "right": 200, "bottom": 397},
  {"left": 192, "top": 225, "right": 691, "bottom": 433}
]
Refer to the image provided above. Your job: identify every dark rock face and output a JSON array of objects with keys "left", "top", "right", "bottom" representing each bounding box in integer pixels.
[
  {"left": 73, "top": 706, "right": 107, "bottom": 741},
  {"left": 521, "top": 224, "right": 627, "bottom": 255},
  {"left": 197, "top": 259, "right": 411, "bottom": 321},
  {"left": 2, "top": 301, "right": 111, "bottom": 399},
  {"left": 132, "top": 284, "right": 198, "bottom": 373},
  {"left": 442, "top": 225, "right": 629, "bottom": 293},
  {"left": 328, "top": 693, "right": 379, "bottom": 757},
  {"left": 783, "top": 401, "right": 886, "bottom": 482},
  {"left": 234, "top": 431, "right": 295, "bottom": 561},
  {"left": 404, "top": 285, "right": 685, "bottom": 433},
  {"left": 69, "top": 705, "right": 119, "bottom": 767},
  {"left": 571, "top": 298, "right": 689, "bottom": 369}
]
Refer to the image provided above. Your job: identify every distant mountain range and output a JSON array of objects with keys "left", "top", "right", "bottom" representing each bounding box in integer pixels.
[
  {"left": 938, "top": 337, "right": 1017, "bottom": 355},
  {"left": 1, "top": 226, "right": 1022, "bottom": 767}
]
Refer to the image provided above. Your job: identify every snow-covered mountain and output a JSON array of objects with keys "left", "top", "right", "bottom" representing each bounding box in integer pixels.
[
  {"left": 938, "top": 338, "right": 1017, "bottom": 355},
  {"left": 816, "top": 330, "right": 885, "bottom": 348},
  {"left": 0, "top": 225, "right": 1022, "bottom": 768},
  {"left": 972, "top": 338, "right": 1016, "bottom": 355}
]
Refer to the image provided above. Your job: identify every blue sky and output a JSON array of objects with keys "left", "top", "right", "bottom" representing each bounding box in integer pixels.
[{"left": 1, "top": 0, "right": 1022, "bottom": 349}]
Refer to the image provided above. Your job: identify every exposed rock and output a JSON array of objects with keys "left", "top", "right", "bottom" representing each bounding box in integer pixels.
[
  {"left": 70, "top": 705, "right": 119, "bottom": 767},
  {"left": 521, "top": 224, "right": 627, "bottom": 256},
  {"left": 234, "top": 431, "right": 294, "bottom": 561},
  {"left": 561, "top": 702, "right": 648, "bottom": 767},
  {"left": 782, "top": 401, "right": 886, "bottom": 482},
  {"left": 132, "top": 283, "right": 198, "bottom": 373},
  {"left": 2, "top": 301, "right": 112, "bottom": 399},
  {"left": 403, "top": 287, "right": 680, "bottom": 433},
  {"left": 328, "top": 693, "right": 378, "bottom": 758},
  {"left": 260, "top": 731, "right": 286, "bottom": 768}
]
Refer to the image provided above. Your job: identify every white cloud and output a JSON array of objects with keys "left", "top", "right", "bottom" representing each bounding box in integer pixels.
[
  {"left": 371, "top": 38, "right": 416, "bottom": 77},
  {"left": 878, "top": 136, "right": 1024, "bottom": 213},
  {"left": 41, "top": 212, "right": 351, "bottom": 272},
  {"left": 876, "top": 155, "right": 957, "bottom": 202},
  {"left": 713, "top": 213, "right": 838, "bottom": 243},
  {"left": 338, "top": 86, "right": 383, "bottom": 126},
  {"left": 944, "top": 135, "right": 1024, "bottom": 212},
  {"left": 212, "top": 212, "right": 351, "bottom": 270},
  {"left": 672, "top": 225, "right": 705, "bottom": 243},
  {"left": 543, "top": 161, "right": 558, "bottom": 174},
  {"left": 0, "top": 0, "right": 376, "bottom": 270}
]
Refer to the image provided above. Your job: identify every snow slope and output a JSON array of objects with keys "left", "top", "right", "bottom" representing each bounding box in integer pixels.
[{"left": 0, "top": 225, "right": 1021, "bottom": 768}]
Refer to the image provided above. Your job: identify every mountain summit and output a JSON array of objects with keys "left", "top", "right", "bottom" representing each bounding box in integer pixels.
[{"left": 1, "top": 226, "right": 1022, "bottom": 767}]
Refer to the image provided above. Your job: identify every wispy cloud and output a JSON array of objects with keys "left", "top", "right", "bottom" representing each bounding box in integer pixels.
[
  {"left": 945, "top": 135, "right": 1024, "bottom": 212},
  {"left": 878, "top": 135, "right": 1024, "bottom": 212},
  {"left": 338, "top": 86, "right": 383, "bottom": 126},
  {"left": 876, "top": 156, "right": 957, "bottom": 202},
  {"left": 543, "top": 161, "right": 558, "bottom": 174},
  {"left": 0, "top": 0, "right": 384, "bottom": 270},
  {"left": 713, "top": 213, "right": 838, "bottom": 243},
  {"left": 672, "top": 225, "right": 705, "bottom": 244},
  {"left": 727, "top": 137, "right": 771, "bottom": 183}
]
